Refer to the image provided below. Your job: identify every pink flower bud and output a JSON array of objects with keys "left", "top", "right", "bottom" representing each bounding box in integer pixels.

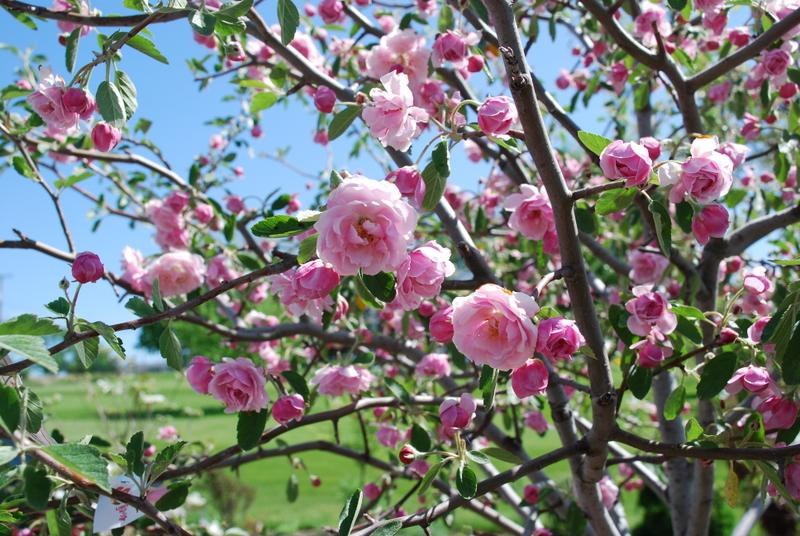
[
  {"left": 429, "top": 305, "right": 454, "bottom": 343},
  {"left": 399, "top": 444, "right": 417, "bottom": 465},
  {"left": 251, "top": 124, "right": 263, "bottom": 138},
  {"left": 71, "top": 251, "right": 104, "bottom": 283},
  {"left": 758, "top": 396, "right": 798, "bottom": 430},
  {"left": 314, "top": 86, "right": 337, "bottom": 113},
  {"left": 780, "top": 83, "right": 798, "bottom": 99},
  {"left": 639, "top": 136, "right": 661, "bottom": 160},
  {"left": 272, "top": 394, "right": 305, "bottom": 424},
  {"left": 599, "top": 140, "right": 653, "bottom": 187},
  {"left": 523, "top": 484, "right": 539, "bottom": 504},
  {"left": 467, "top": 55, "right": 485, "bottom": 73},
  {"left": 439, "top": 393, "right": 476, "bottom": 429},
  {"left": 363, "top": 482, "right": 381, "bottom": 500},
  {"left": 194, "top": 203, "right": 214, "bottom": 224},
  {"left": 293, "top": 259, "right": 340, "bottom": 299},
  {"left": 91, "top": 122, "right": 122, "bottom": 152},
  {"left": 555, "top": 69, "right": 573, "bottom": 90},
  {"left": 186, "top": 356, "right": 215, "bottom": 394},
  {"left": 477, "top": 96, "right": 517, "bottom": 136},
  {"left": 536, "top": 318, "right": 584, "bottom": 361},
  {"left": 692, "top": 204, "right": 729, "bottom": 245},
  {"left": 225, "top": 195, "right": 246, "bottom": 214},
  {"left": 718, "top": 327, "right": 738, "bottom": 344}
]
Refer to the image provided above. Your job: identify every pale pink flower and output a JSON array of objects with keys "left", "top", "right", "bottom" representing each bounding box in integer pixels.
[
  {"left": 726, "top": 365, "right": 774, "bottom": 395},
  {"left": 186, "top": 356, "right": 214, "bottom": 394},
  {"left": 145, "top": 198, "right": 189, "bottom": 251},
  {"left": 392, "top": 241, "right": 455, "bottom": 310},
  {"left": 429, "top": 305, "right": 454, "bottom": 343},
  {"left": 143, "top": 251, "right": 206, "bottom": 298},
  {"left": 625, "top": 286, "right": 677, "bottom": 338},
  {"left": 365, "top": 29, "right": 431, "bottom": 87},
  {"left": 362, "top": 71, "right": 429, "bottom": 152},
  {"left": 415, "top": 353, "right": 451, "bottom": 378},
  {"left": 758, "top": 396, "right": 798, "bottom": 430},
  {"left": 27, "top": 68, "right": 80, "bottom": 134},
  {"left": 477, "top": 96, "right": 517, "bottom": 136},
  {"left": 206, "top": 255, "right": 241, "bottom": 289},
  {"left": 632, "top": 339, "right": 673, "bottom": 368},
  {"left": 52, "top": 0, "right": 91, "bottom": 35},
  {"left": 536, "top": 318, "right": 585, "bottom": 361},
  {"left": 503, "top": 185, "right": 555, "bottom": 240},
  {"left": 628, "top": 250, "right": 669, "bottom": 285},
  {"left": 157, "top": 426, "right": 178, "bottom": 441},
  {"left": 609, "top": 62, "right": 629, "bottom": 95},
  {"left": 314, "top": 176, "right": 418, "bottom": 276},
  {"left": 524, "top": 410, "right": 548, "bottom": 433},
  {"left": 376, "top": 425, "right": 403, "bottom": 448},
  {"left": 121, "top": 246, "right": 148, "bottom": 293},
  {"left": 511, "top": 358, "right": 549, "bottom": 398},
  {"left": 310, "top": 365, "right": 373, "bottom": 396},
  {"left": 598, "top": 476, "right": 619, "bottom": 509},
  {"left": 599, "top": 140, "right": 653, "bottom": 187},
  {"left": 452, "top": 284, "right": 539, "bottom": 370},
  {"left": 633, "top": 2, "right": 672, "bottom": 47},
  {"left": 208, "top": 357, "right": 269, "bottom": 413},
  {"left": 269, "top": 270, "right": 333, "bottom": 321}
]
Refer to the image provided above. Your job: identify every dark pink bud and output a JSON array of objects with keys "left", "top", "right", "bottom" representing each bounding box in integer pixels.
[
  {"left": 71, "top": 251, "right": 104, "bottom": 283},
  {"left": 91, "top": 122, "right": 121, "bottom": 152},
  {"left": 314, "top": 86, "right": 337, "bottom": 113}
]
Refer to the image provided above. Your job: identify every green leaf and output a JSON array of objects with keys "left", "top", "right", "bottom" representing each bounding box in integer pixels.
[
  {"left": 159, "top": 327, "right": 183, "bottom": 371},
  {"left": 667, "top": 0, "right": 687, "bottom": 10},
  {"left": 156, "top": 481, "right": 191, "bottom": 511},
  {"left": 676, "top": 316, "right": 703, "bottom": 345},
  {"left": 0, "top": 335, "right": 57, "bottom": 373},
  {"left": 431, "top": 140, "right": 451, "bottom": 179},
  {"left": 781, "top": 321, "right": 800, "bottom": 384},
  {"left": 418, "top": 461, "right": 444, "bottom": 494},
  {"left": 359, "top": 272, "right": 396, "bottom": 303},
  {"left": 251, "top": 92, "right": 278, "bottom": 113},
  {"left": 353, "top": 273, "right": 384, "bottom": 308},
  {"left": 189, "top": 9, "right": 216, "bottom": 35},
  {"left": 421, "top": 163, "right": 445, "bottom": 212},
  {"left": 608, "top": 303, "right": 635, "bottom": 345},
  {"left": 297, "top": 233, "right": 318, "bottom": 264},
  {"left": 96, "top": 81, "right": 126, "bottom": 127},
  {"left": 12, "top": 155, "right": 35, "bottom": 179},
  {"left": 649, "top": 197, "right": 672, "bottom": 254},
  {"left": 24, "top": 464, "right": 51, "bottom": 510},
  {"left": 480, "top": 447, "right": 522, "bottom": 464},
  {"left": 337, "top": 489, "right": 363, "bottom": 536},
  {"left": 697, "top": 352, "right": 737, "bottom": 399},
  {"left": 663, "top": 385, "right": 686, "bottom": 421},
  {"left": 675, "top": 201, "right": 693, "bottom": 234},
  {"left": 466, "top": 450, "right": 490, "bottom": 464},
  {"left": 214, "top": 14, "right": 246, "bottom": 37},
  {"left": 114, "top": 70, "right": 138, "bottom": 120},
  {"left": 596, "top": 187, "right": 638, "bottom": 215},
  {"left": 672, "top": 304, "right": 706, "bottom": 321},
  {"left": 773, "top": 258, "right": 800, "bottom": 266},
  {"left": 384, "top": 377, "right": 411, "bottom": 403},
  {"left": 577, "top": 130, "right": 613, "bottom": 156},
  {"left": 73, "top": 333, "right": 99, "bottom": 369},
  {"left": 628, "top": 366, "right": 652, "bottom": 399},
  {"left": 150, "top": 441, "right": 186, "bottom": 480},
  {"left": 45, "top": 297, "right": 71, "bottom": 316},
  {"left": 22, "top": 388, "right": 43, "bottom": 433},
  {"left": 125, "top": 34, "right": 169, "bottom": 64},
  {"left": 218, "top": 0, "right": 254, "bottom": 18},
  {"left": 410, "top": 423, "right": 431, "bottom": 452},
  {"left": 237, "top": 409, "right": 268, "bottom": 450},
  {"left": 46, "top": 504, "right": 71, "bottom": 536},
  {"left": 480, "top": 365, "right": 498, "bottom": 411},
  {"left": 0, "top": 385, "right": 20, "bottom": 432},
  {"left": 54, "top": 170, "right": 93, "bottom": 189},
  {"left": 438, "top": 4, "right": 454, "bottom": 31},
  {"left": 329, "top": 105, "right": 361, "bottom": 141},
  {"left": 456, "top": 465, "right": 477, "bottom": 499},
  {"left": 126, "top": 297, "right": 157, "bottom": 317},
  {"left": 277, "top": 0, "right": 300, "bottom": 45},
  {"left": 87, "top": 321, "right": 125, "bottom": 359},
  {"left": 65, "top": 28, "right": 80, "bottom": 72},
  {"left": 0, "top": 446, "right": 18, "bottom": 466},
  {"left": 281, "top": 370, "right": 309, "bottom": 399},
  {"left": 575, "top": 202, "right": 597, "bottom": 234},
  {"left": 286, "top": 473, "right": 299, "bottom": 502},
  {"left": 251, "top": 215, "right": 312, "bottom": 238},
  {"left": 330, "top": 169, "right": 344, "bottom": 189},
  {"left": 685, "top": 417, "right": 704, "bottom": 441},
  {"left": 125, "top": 431, "right": 145, "bottom": 476},
  {"left": 371, "top": 520, "right": 402, "bottom": 536},
  {"left": 0, "top": 314, "right": 60, "bottom": 336},
  {"left": 42, "top": 443, "right": 110, "bottom": 491}
]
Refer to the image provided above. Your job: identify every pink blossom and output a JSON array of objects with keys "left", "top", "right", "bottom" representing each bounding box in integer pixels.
[
  {"left": 120, "top": 247, "right": 147, "bottom": 293},
  {"left": 186, "top": 356, "right": 214, "bottom": 394},
  {"left": 477, "top": 96, "right": 517, "bottom": 136},
  {"left": 363, "top": 483, "right": 381, "bottom": 501},
  {"left": 62, "top": 87, "right": 95, "bottom": 118},
  {"left": 313, "top": 130, "right": 329, "bottom": 145},
  {"left": 707, "top": 81, "right": 732, "bottom": 104},
  {"left": 310, "top": 365, "right": 374, "bottom": 396},
  {"left": 145, "top": 198, "right": 189, "bottom": 251},
  {"left": 692, "top": 203, "right": 729, "bottom": 245},
  {"left": 467, "top": 54, "right": 484, "bottom": 73},
  {"left": 524, "top": 410, "right": 548, "bottom": 433},
  {"left": 639, "top": 136, "right": 661, "bottom": 160},
  {"left": 464, "top": 139, "right": 483, "bottom": 162},
  {"left": 728, "top": 26, "right": 751, "bottom": 47},
  {"left": 272, "top": 394, "right": 305, "bottom": 424},
  {"left": 225, "top": 195, "right": 246, "bottom": 214},
  {"left": 742, "top": 268, "right": 774, "bottom": 315},
  {"left": 269, "top": 269, "right": 333, "bottom": 321},
  {"left": 376, "top": 425, "right": 403, "bottom": 448},
  {"left": 717, "top": 142, "right": 750, "bottom": 168},
  {"left": 503, "top": 185, "right": 555, "bottom": 240},
  {"left": 293, "top": 259, "right": 340, "bottom": 299},
  {"left": 144, "top": 251, "right": 206, "bottom": 298},
  {"left": 741, "top": 113, "right": 761, "bottom": 141},
  {"left": 758, "top": 396, "right": 798, "bottom": 430},
  {"left": 317, "top": 0, "right": 344, "bottom": 23},
  {"left": 27, "top": 69, "right": 80, "bottom": 134},
  {"left": 392, "top": 241, "right": 454, "bottom": 310},
  {"left": 625, "top": 286, "right": 677, "bottom": 338},
  {"left": 52, "top": 0, "right": 91, "bottom": 35},
  {"left": 452, "top": 284, "right": 539, "bottom": 370},
  {"left": 511, "top": 358, "right": 549, "bottom": 398},
  {"left": 628, "top": 250, "right": 669, "bottom": 285},
  {"left": 748, "top": 316, "right": 772, "bottom": 343},
  {"left": 670, "top": 139, "right": 733, "bottom": 204},
  {"left": 386, "top": 166, "right": 425, "bottom": 209},
  {"left": 695, "top": 0, "right": 724, "bottom": 13},
  {"left": 536, "top": 317, "right": 585, "bottom": 361},
  {"left": 430, "top": 305, "right": 454, "bottom": 343},
  {"left": 363, "top": 72, "right": 428, "bottom": 152},
  {"left": 314, "top": 176, "right": 418, "bottom": 276},
  {"left": 157, "top": 426, "right": 178, "bottom": 440},
  {"left": 415, "top": 353, "right": 451, "bottom": 378},
  {"left": 703, "top": 10, "right": 727, "bottom": 35},
  {"left": 72, "top": 251, "right": 104, "bottom": 283},
  {"left": 432, "top": 30, "right": 469, "bottom": 68},
  {"left": 555, "top": 69, "right": 573, "bottom": 90},
  {"left": 633, "top": 2, "right": 672, "bottom": 47},
  {"left": 208, "top": 358, "right": 269, "bottom": 413},
  {"left": 726, "top": 365, "right": 774, "bottom": 395},
  {"left": 416, "top": 79, "right": 445, "bottom": 115},
  {"left": 365, "top": 29, "right": 431, "bottom": 87},
  {"left": 439, "top": 393, "right": 476, "bottom": 429},
  {"left": 633, "top": 340, "right": 673, "bottom": 368},
  {"left": 193, "top": 203, "right": 214, "bottom": 224},
  {"left": 762, "top": 48, "right": 792, "bottom": 77},
  {"left": 599, "top": 476, "right": 619, "bottom": 509},
  {"left": 609, "top": 62, "right": 629, "bottom": 95},
  {"left": 314, "top": 86, "right": 337, "bottom": 113},
  {"left": 599, "top": 140, "right": 653, "bottom": 187},
  {"left": 523, "top": 485, "right": 539, "bottom": 504}
]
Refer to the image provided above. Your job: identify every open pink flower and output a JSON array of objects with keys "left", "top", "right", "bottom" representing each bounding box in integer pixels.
[
  {"left": 625, "top": 286, "right": 677, "bottom": 338},
  {"left": 385, "top": 167, "right": 425, "bottom": 209},
  {"left": 511, "top": 358, "right": 549, "bottom": 398},
  {"left": 186, "top": 356, "right": 214, "bottom": 394},
  {"left": 758, "top": 396, "right": 798, "bottom": 430},
  {"left": 633, "top": 1, "right": 672, "bottom": 47},
  {"left": 27, "top": 69, "right": 81, "bottom": 134},
  {"left": 670, "top": 138, "right": 733, "bottom": 205},
  {"left": 293, "top": 259, "right": 340, "bottom": 299},
  {"left": 392, "top": 241, "right": 455, "bottom": 310},
  {"left": 692, "top": 203, "right": 729, "bottom": 245},
  {"left": 310, "top": 365, "right": 374, "bottom": 396},
  {"left": 376, "top": 425, "right": 403, "bottom": 448},
  {"left": 503, "top": 185, "right": 555, "bottom": 240},
  {"left": 315, "top": 176, "right": 418, "bottom": 276},
  {"left": 632, "top": 339, "right": 673, "bottom": 368},
  {"left": 365, "top": 29, "right": 431, "bottom": 87},
  {"left": 269, "top": 270, "right": 333, "bottom": 321},
  {"left": 599, "top": 140, "right": 653, "bottom": 187},
  {"left": 208, "top": 358, "right": 269, "bottom": 413},
  {"left": 726, "top": 365, "right": 774, "bottom": 395},
  {"left": 452, "top": 284, "right": 539, "bottom": 370},
  {"left": 415, "top": 353, "right": 451, "bottom": 378},
  {"left": 628, "top": 250, "right": 669, "bottom": 285},
  {"left": 363, "top": 71, "right": 428, "bottom": 152},
  {"left": 121, "top": 246, "right": 147, "bottom": 293},
  {"left": 144, "top": 251, "right": 206, "bottom": 298},
  {"left": 536, "top": 318, "right": 585, "bottom": 361},
  {"left": 477, "top": 96, "right": 517, "bottom": 136}
]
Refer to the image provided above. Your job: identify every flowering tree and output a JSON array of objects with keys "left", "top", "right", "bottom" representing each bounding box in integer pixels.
[{"left": 1, "top": 0, "right": 800, "bottom": 533}]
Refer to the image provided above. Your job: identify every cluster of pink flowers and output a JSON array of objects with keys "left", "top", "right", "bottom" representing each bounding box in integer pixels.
[
  {"left": 310, "top": 365, "right": 374, "bottom": 396},
  {"left": 740, "top": 267, "right": 774, "bottom": 315},
  {"left": 121, "top": 247, "right": 206, "bottom": 298},
  {"left": 365, "top": 29, "right": 430, "bottom": 87},
  {"left": 27, "top": 69, "right": 94, "bottom": 135},
  {"left": 186, "top": 356, "right": 269, "bottom": 413},
  {"left": 145, "top": 192, "right": 191, "bottom": 251},
  {"left": 362, "top": 72, "right": 429, "bottom": 152}
]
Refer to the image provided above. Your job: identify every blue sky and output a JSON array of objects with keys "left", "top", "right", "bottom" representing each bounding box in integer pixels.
[{"left": 0, "top": 5, "right": 603, "bottom": 366}]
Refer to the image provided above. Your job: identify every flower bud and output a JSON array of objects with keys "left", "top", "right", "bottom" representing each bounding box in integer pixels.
[
  {"left": 398, "top": 444, "right": 417, "bottom": 465},
  {"left": 91, "top": 122, "right": 122, "bottom": 152},
  {"left": 71, "top": 251, "right": 104, "bottom": 283}
]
